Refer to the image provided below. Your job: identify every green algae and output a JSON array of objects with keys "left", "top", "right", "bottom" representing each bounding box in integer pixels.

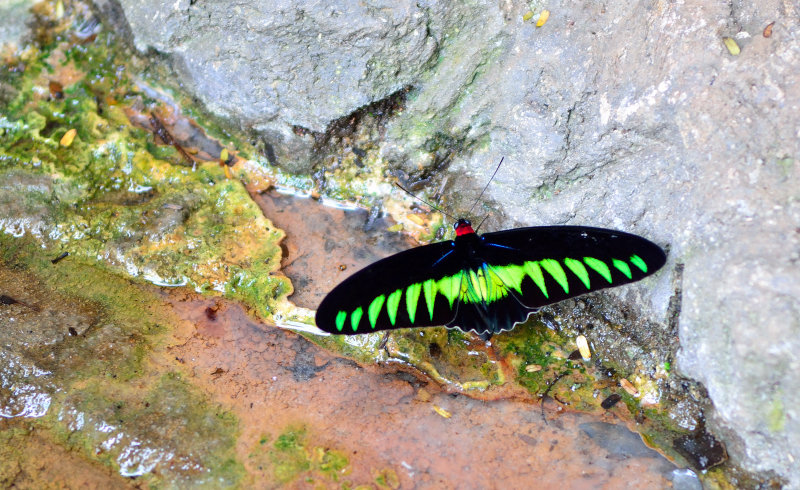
[
  {"left": 0, "top": 427, "right": 30, "bottom": 487},
  {"left": 51, "top": 372, "right": 244, "bottom": 487},
  {"left": 252, "top": 426, "right": 352, "bottom": 486},
  {"left": 767, "top": 396, "right": 785, "bottom": 433},
  {"left": 374, "top": 467, "right": 400, "bottom": 489},
  {"left": 0, "top": 423, "right": 132, "bottom": 488},
  {"left": 0, "top": 15, "right": 291, "bottom": 322},
  {"left": 271, "top": 428, "right": 312, "bottom": 483}
]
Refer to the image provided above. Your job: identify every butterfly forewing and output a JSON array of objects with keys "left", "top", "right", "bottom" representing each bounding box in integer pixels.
[
  {"left": 477, "top": 226, "right": 667, "bottom": 309},
  {"left": 315, "top": 240, "right": 464, "bottom": 334}
]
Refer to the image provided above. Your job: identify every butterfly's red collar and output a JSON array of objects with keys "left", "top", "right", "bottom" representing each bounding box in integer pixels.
[{"left": 454, "top": 218, "right": 475, "bottom": 237}]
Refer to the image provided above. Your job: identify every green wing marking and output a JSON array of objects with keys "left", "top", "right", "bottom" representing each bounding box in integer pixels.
[
  {"left": 386, "top": 289, "right": 403, "bottom": 326},
  {"left": 334, "top": 254, "right": 648, "bottom": 331},
  {"left": 464, "top": 269, "right": 486, "bottom": 303},
  {"left": 335, "top": 311, "right": 347, "bottom": 332},
  {"left": 612, "top": 259, "right": 632, "bottom": 279},
  {"left": 540, "top": 259, "right": 569, "bottom": 293},
  {"left": 583, "top": 257, "right": 612, "bottom": 283},
  {"left": 351, "top": 307, "right": 363, "bottom": 332},
  {"left": 523, "top": 261, "right": 548, "bottom": 298},
  {"left": 484, "top": 266, "right": 509, "bottom": 302},
  {"left": 438, "top": 271, "right": 463, "bottom": 307},
  {"left": 382, "top": 255, "right": 641, "bottom": 324},
  {"left": 629, "top": 254, "right": 648, "bottom": 273},
  {"left": 368, "top": 295, "right": 385, "bottom": 329},
  {"left": 405, "top": 283, "right": 422, "bottom": 323},
  {"left": 423, "top": 279, "right": 437, "bottom": 320},
  {"left": 490, "top": 264, "right": 526, "bottom": 294},
  {"left": 564, "top": 258, "right": 590, "bottom": 289}
]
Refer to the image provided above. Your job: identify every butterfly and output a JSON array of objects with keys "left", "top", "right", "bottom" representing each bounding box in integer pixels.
[{"left": 315, "top": 217, "right": 667, "bottom": 337}]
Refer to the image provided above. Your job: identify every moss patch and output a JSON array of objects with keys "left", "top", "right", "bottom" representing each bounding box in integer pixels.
[
  {"left": 248, "top": 426, "right": 352, "bottom": 486},
  {"left": 0, "top": 1, "right": 290, "bottom": 323}
]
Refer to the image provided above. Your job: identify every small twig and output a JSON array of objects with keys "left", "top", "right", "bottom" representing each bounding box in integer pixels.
[
  {"left": 540, "top": 370, "right": 570, "bottom": 425},
  {"left": 149, "top": 111, "right": 195, "bottom": 165}
]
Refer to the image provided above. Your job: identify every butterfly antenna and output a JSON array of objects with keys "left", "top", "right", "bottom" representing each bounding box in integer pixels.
[
  {"left": 394, "top": 182, "right": 456, "bottom": 221},
  {"left": 474, "top": 214, "right": 492, "bottom": 234},
  {"left": 468, "top": 157, "right": 504, "bottom": 216}
]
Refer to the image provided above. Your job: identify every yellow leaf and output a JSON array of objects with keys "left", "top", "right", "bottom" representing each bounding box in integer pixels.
[
  {"left": 536, "top": 10, "right": 550, "bottom": 27},
  {"left": 620, "top": 378, "right": 640, "bottom": 397},
  {"left": 407, "top": 214, "right": 425, "bottom": 226},
  {"left": 576, "top": 334, "right": 591, "bottom": 360},
  {"left": 60, "top": 128, "right": 77, "bottom": 147},
  {"left": 432, "top": 405, "right": 451, "bottom": 418},
  {"left": 723, "top": 37, "right": 740, "bottom": 56}
]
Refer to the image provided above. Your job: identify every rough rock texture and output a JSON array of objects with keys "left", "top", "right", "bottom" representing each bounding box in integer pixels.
[
  {"left": 93, "top": 0, "right": 447, "bottom": 171},
  {"left": 0, "top": 0, "right": 34, "bottom": 47},
  {"left": 92, "top": 0, "right": 800, "bottom": 486}
]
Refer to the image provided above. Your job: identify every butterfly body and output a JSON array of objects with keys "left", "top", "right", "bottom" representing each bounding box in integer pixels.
[{"left": 315, "top": 219, "right": 666, "bottom": 336}]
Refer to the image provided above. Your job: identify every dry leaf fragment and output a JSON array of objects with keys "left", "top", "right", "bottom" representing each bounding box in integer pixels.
[
  {"left": 60, "top": 128, "right": 77, "bottom": 147},
  {"left": 432, "top": 405, "right": 451, "bottom": 418},
  {"left": 723, "top": 37, "right": 740, "bottom": 56},
  {"left": 536, "top": 10, "right": 550, "bottom": 27},
  {"left": 576, "top": 334, "right": 591, "bottom": 360},
  {"left": 620, "top": 378, "right": 640, "bottom": 397},
  {"left": 407, "top": 214, "right": 425, "bottom": 226}
]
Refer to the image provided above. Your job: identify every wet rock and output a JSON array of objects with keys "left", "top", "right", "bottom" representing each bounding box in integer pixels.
[
  {"left": 580, "top": 421, "right": 669, "bottom": 462},
  {"left": 601, "top": 393, "right": 622, "bottom": 410},
  {"left": 0, "top": 270, "right": 95, "bottom": 350},
  {"left": 673, "top": 429, "right": 727, "bottom": 471},
  {"left": 0, "top": 171, "right": 58, "bottom": 240},
  {"left": 670, "top": 469, "right": 702, "bottom": 490}
]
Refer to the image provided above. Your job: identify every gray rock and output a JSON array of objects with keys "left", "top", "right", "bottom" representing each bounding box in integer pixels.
[
  {"left": 92, "top": 0, "right": 800, "bottom": 486},
  {"left": 0, "top": 0, "right": 34, "bottom": 48},
  {"left": 96, "top": 0, "right": 454, "bottom": 171}
]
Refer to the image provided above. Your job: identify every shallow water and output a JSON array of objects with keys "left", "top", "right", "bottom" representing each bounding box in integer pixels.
[{"left": 0, "top": 186, "right": 684, "bottom": 488}]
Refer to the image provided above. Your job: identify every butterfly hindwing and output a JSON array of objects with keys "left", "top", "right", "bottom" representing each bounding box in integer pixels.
[{"left": 444, "top": 262, "right": 536, "bottom": 335}]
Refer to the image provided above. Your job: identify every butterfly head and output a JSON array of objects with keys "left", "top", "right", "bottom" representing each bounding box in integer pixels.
[{"left": 454, "top": 218, "right": 475, "bottom": 237}]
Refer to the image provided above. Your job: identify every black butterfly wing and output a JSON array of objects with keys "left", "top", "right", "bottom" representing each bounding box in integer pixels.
[
  {"left": 475, "top": 226, "right": 667, "bottom": 310},
  {"left": 315, "top": 240, "right": 466, "bottom": 334},
  {"left": 316, "top": 225, "right": 667, "bottom": 336}
]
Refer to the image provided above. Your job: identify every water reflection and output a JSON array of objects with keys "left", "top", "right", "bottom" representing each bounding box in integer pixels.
[{"left": 0, "top": 350, "right": 52, "bottom": 419}]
